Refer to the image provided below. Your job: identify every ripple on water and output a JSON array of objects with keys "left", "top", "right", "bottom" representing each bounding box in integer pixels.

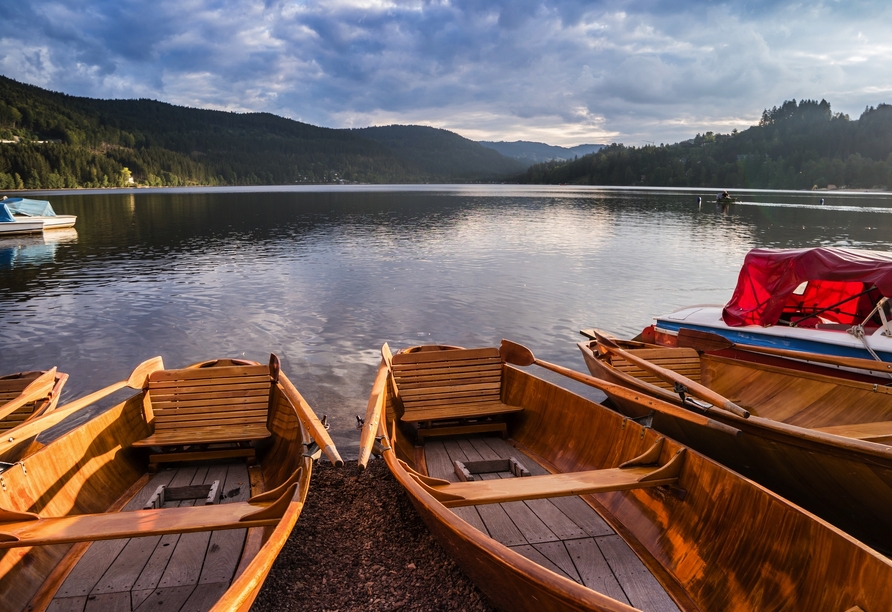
[{"left": 3, "top": 187, "right": 892, "bottom": 455}]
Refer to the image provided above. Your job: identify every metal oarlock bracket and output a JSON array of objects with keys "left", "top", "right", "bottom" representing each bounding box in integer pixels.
[{"left": 302, "top": 440, "right": 322, "bottom": 460}]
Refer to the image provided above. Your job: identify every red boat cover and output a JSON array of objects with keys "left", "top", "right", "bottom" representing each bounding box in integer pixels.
[{"left": 722, "top": 248, "right": 892, "bottom": 327}]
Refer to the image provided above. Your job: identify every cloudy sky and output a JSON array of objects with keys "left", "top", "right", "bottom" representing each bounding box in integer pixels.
[{"left": 2, "top": 1, "right": 891, "bottom": 146}]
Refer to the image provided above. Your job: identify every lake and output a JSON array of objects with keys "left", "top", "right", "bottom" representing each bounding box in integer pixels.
[{"left": 3, "top": 185, "right": 892, "bottom": 455}]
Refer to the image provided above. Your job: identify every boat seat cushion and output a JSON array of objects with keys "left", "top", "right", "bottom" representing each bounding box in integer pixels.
[
  {"left": 391, "top": 347, "right": 523, "bottom": 422},
  {"left": 133, "top": 364, "right": 273, "bottom": 447}
]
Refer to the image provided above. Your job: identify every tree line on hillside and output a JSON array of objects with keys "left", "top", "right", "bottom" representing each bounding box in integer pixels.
[
  {"left": 0, "top": 77, "right": 452, "bottom": 188},
  {"left": 518, "top": 100, "right": 892, "bottom": 190}
]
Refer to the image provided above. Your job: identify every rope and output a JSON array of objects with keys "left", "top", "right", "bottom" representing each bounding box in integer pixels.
[{"left": 847, "top": 325, "right": 892, "bottom": 379}]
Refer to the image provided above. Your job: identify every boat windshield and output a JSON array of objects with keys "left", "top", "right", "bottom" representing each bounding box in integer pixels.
[
  {"left": 0, "top": 203, "right": 14, "bottom": 223},
  {"left": 723, "top": 247, "right": 892, "bottom": 328},
  {"left": 2, "top": 197, "right": 57, "bottom": 217}
]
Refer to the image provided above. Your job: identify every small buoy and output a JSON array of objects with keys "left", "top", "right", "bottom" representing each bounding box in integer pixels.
[
  {"left": 697, "top": 196, "right": 702, "bottom": 205},
  {"left": 820, "top": 198, "right": 825, "bottom": 205}
]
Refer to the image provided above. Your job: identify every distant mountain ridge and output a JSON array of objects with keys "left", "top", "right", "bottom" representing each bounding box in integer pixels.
[
  {"left": 479, "top": 140, "right": 604, "bottom": 163},
  {"left": 0, "top": 76, "right": 526, "bottom": 189},
  {"left": 356, "top": 126, "right": 526, "bottom": 178}
]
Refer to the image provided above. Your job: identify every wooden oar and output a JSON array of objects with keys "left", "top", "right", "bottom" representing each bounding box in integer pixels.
[
  {"left": 0, "top": 357, "right": 165, "bottom": 458},
  {"left": 0, "top": 368, "right": 57, "bottom": 422},
  {"left": 593, "top": 330, "right": 750, "bottom": 419},
  {"left": 499, "top": 339, "right": 741, "bottom": 437},
  {"left": 358, "top": 359, "right": 388, "bottom": 469},
  {"left": 678, "top": 327, "right": 892, "bottom": 375},
  {"left": 278, "top": 372, "right": 344, "bottom": 467}
]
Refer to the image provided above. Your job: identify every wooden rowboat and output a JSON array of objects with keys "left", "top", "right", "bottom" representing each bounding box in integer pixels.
[
  {"left": 0, "top": 369, "right": 68, "bottom": 433},
  {"left": 0, "top": 354, "right": 342, "bottom": 612},
  {"left": 579, "top": 328, "right": 892, "bottom": 554},
  {"left": 361, "top": 341, "right": 892, "bottom": 611}
]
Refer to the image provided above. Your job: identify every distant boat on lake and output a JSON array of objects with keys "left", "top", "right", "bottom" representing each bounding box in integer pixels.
[{"left": 0, "top": 197, "right": 76, "bottom": 234}]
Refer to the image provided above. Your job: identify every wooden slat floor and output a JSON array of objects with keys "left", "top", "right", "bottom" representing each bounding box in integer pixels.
[
  {"left": 46, "top": 462, "right": 251, "bottom": 612},
  {"left": 425, "top": 436, "right": 681, "bottom": 612}
]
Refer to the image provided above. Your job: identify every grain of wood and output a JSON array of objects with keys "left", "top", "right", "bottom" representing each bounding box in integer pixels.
[
  {"left": 132, "top": 585, "right": 196, "bottom": 611},
  {"left": 46, "top": 596, "right": 87, "bottom": 612},
  {"left": 596, "top": 534, "right": 681, "bottom": 611},
  {"left": 83, "top": 591, "right": 131, "bottom": 612},
  {"left": 532, "top": 541, "right": 582, "bottom": 583},
  {"left": 564, "top": 538, "right": 630, "bottom": 605}
]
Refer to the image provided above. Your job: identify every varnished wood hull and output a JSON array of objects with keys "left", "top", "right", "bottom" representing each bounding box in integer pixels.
[
  {"left": 579, "top": 338, "right": 892, "bottom": 554},
  {"left": 0, "top": 358, "right": 315, "bottom": 612},
  {"left": 371, "top": 347, "right": 892, "bottom": 612}
]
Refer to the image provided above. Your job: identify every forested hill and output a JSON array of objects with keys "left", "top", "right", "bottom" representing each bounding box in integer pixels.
[
  {"left": 518, "top": 99, "right": 892, "bottom": 190},
  {"left": 0, "top": 76, "right": 524, "bottom": 189}
]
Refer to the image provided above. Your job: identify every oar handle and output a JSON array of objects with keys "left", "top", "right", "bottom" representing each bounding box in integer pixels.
[
  {"left": 278, "top": 372, "right": 344, "bottom": 467},
  {"left": 358, "top": 361, "right": 388, "bottom": 469},
  {"left": 530, "top": 359, "right": 741, "bottom": 437}
]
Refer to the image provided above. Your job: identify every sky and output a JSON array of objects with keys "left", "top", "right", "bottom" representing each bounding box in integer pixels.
[{"left": 2, "top": 1, "right": 891, "bottom": 146}]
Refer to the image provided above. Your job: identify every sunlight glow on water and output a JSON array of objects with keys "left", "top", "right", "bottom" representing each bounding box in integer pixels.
[{"left": 3, "top": 186, "right": 892, "bottom": 453}]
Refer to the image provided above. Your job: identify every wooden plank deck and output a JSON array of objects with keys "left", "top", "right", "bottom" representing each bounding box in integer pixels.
[
  {"left": 47, "top": 463, "right": 251, "bottom": 612},
  {"left": 425, "top": 436, "right": 681, "bottom": 612}
]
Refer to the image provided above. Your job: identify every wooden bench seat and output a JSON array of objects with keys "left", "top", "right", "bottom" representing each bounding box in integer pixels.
[
  {"left": 391, "top": 347, "right": 523, "bottom": 438},
  {"left": 813, "top": 420, "right": 892, "bottom": 443},
  {"left": 610, "top": 348, "right": 702, "bottom": 391},
  {"left": 134, "top": 362, "right": 275, "bottom": 467}
]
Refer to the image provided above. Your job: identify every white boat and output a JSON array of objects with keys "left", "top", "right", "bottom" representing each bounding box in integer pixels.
[
  {"left": 651, "top": 247, "right": 892, "bottom": 361},
  {"left": 0, "top": 197, "right": 77, "bottom": 231},
  {"left": 0, "top": 203, "right": 43, "bottom": 235}
]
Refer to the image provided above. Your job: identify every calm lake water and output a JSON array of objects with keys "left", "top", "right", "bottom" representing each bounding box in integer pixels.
[{"left": 3, "top": 185, "right": 892, "bottom": 455}]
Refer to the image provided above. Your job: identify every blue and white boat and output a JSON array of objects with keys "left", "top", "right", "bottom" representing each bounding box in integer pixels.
[
  {"left": 652, "top": 247, "right": 892, "bottom": 362},
  {"left": 0, "top": 197, "right": 76, "bottom": 234}
]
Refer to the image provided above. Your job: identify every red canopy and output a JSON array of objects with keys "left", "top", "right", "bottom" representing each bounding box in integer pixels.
[{"left": 722, "top": 248, "right": 892, "bottom": 327}]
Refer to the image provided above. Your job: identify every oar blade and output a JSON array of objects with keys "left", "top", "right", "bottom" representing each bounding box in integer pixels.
[
  {"left": 499, "top": 339, "right": 535, "bottom": 367},
  {"left": 126, "top": 357, "right": 164, "bottom": 389}
]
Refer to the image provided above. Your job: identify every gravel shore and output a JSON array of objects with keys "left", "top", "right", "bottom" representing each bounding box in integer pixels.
[{"left": 252, "top": 459, "right": 496, "bottom": 612}]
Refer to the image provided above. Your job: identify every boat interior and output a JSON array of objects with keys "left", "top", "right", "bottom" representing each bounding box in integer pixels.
[
  {"left": 422, "top": 434, "right": 681, "bottom": 610},
  {"left": 0, "top": 358, "right": 313, "bottom": 612},
  {"left": 585, "top": 337, "right": 892, "bottom": 444}
]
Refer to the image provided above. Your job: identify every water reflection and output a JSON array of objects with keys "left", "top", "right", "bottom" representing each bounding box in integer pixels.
[
  {"left": 0, "top": 229, "right": 77, "bottom": 269},
  {"left": 2, "top": 186, "right": 892, "bottom": 454}
]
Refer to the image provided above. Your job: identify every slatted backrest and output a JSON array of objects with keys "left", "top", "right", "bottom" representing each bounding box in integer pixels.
[
  {"left": 391, "top": 347, "right": 503, "bottom": 414},
  {"left": 609, "top": 348, "right": 702, "bottom": 391},
  {"left": 148, "top": 364, "right": 272, "bottom": 431},
  {"left": 0, "top": 372, "right": 43, "bottom": 429}
]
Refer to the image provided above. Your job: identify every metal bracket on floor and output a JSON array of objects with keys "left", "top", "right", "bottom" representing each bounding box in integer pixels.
[
  {"left": 303, "top": 441, "right": 322, "bottom": 460},
  {"left": 372, "top": 436, "right": 391, "bottom": 457}
]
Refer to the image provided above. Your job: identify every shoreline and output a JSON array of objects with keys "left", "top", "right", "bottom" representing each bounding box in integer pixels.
[
  {"left": 6, "top": 184, "right": 892, "bottom": 198},
  {"left": 252, "top": 459, "right": 495, "bottom": 611}
]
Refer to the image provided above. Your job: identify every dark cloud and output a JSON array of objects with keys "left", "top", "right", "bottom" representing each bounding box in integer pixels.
[{"left": 1, "top": 0, "right": 890, "bottom": 144}]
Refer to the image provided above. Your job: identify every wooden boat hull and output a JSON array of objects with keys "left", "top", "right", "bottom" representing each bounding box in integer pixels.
[
  {"left": 370, "top": 347, "right": 892, "bottom": 611},
  {"left": 579, "top": 337, "right": 892, "bottom": 554},
  {"left": 0, "top": 358, "right": 317, "bottom": 612}
]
